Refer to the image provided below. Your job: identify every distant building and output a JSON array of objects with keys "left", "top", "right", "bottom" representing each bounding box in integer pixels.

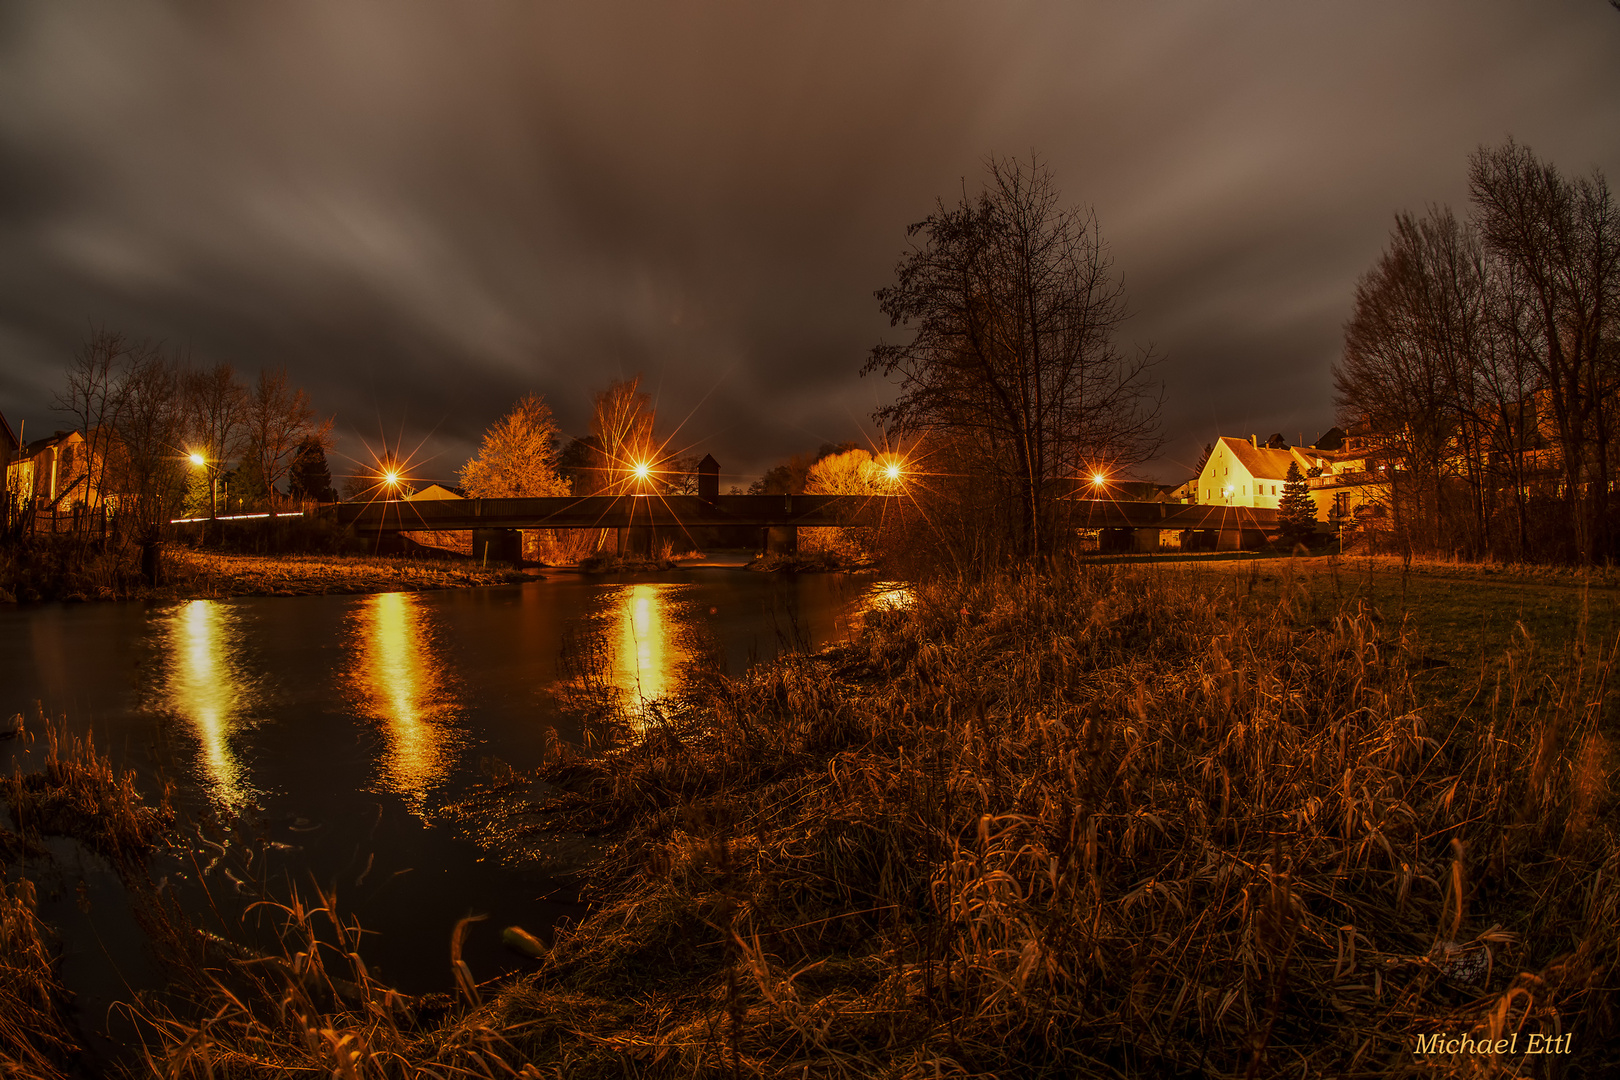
[
  {"left": 6, "top": 429, "right": 93, "bottom": 509},
  {"left": 1108, "top": 480, "right": 1177, "bottom": 503},
  {"left": 1194, "top": 433, "right": 1388, "bottom": 524},
  {"left": 405, "top": 483, "right": 466, "bottom": 501}
]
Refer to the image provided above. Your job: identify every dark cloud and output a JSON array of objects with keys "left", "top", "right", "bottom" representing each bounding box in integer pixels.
[{"left": 1, "top": 1, "right": 1616, "bottom": 483}]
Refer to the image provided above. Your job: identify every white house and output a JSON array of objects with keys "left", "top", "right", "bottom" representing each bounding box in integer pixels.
[{"left": 1195, "top": 435, "right": 1387, "bottom": 524}]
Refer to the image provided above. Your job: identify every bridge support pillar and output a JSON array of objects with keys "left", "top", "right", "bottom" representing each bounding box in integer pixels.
[
  {"left": 615, "top": 526, "right": 657, "bottom": 558},
  {"left": 472, "top": 527, "right": 522, "bottom": 565},
  {"left": 1216, "top": 528, "right": 1243, "bottom": 551},
  {"left": 762, "top": 525, "right": 798, "bottom": 555},
  {"left": 1133, "top": 528, "right": 1163, "bottom": 553}
]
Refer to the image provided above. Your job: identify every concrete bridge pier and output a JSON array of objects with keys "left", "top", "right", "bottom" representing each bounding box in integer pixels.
[
  {"left": 762, "top": 525, "right": 798, "bottom": 556},
  {"left": 473, "top": 527, "right": 522, "bottom": 565},
  {"left": 1216, "top": 528, "right": 1266, "bottom": 551},
  {"left": 615, "top": 525, "right": 660, "bottom": 558},
  {"left": 1134, "top": 528, "right": 1164, "bottom": 553}
]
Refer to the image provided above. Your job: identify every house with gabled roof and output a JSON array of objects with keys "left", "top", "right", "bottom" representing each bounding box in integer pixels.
[
  {"left": 7, "top": 429, "right": 93, "bottom": 509},
  {"left": 1194, "top": 433, "right": 1388, "bottom": 525}
]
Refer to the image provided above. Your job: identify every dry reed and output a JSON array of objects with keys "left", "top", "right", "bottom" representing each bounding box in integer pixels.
[
  {"left": 9, "top": 563, "right": 1616, "bottom": 1077},
  {"left": 487, "top": 561, "right": 1617, "bottom": 1077}
]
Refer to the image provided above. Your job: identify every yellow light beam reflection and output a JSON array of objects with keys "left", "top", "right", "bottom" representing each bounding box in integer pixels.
[
  {"left": 609, "top": 583, "right": 691, "bottom": 734},
  {"left": 162, "top": 600, "right": 253, "bottom": 809},
  {"left": 850, "top": 581, "right": 915, "bottom": 634},
  {"left": 345, "top": 592, "right": 460, "bottom": 813}
]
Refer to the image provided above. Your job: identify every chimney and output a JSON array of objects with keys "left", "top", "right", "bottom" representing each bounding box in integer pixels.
[{"left": 1251, "top": 434, "right": 1257, "bottom": 448}]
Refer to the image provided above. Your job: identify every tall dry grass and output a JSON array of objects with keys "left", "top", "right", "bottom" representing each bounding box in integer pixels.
[
  {"left": 0, "top": 534, "right": 148, "bottom": 602},
  {"left": 130, "top": 884, "right": 540, "bottom": 1079},
  {"left": 493, "top": 562, "right": 1617, "bottom": 1077},
  {"left": 7, "top": 565, "right": 1614, "bottom": 1077},
  {"left": 0, "top": 876, "right": 76, "bottom": 1079},
  {"left": 2, "top": 719, "right": 174, "bottom": 864}
]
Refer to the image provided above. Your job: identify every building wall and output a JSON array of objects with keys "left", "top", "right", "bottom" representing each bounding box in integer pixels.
[{"left": 1196, "top": 436, "right": 1390, "bottom": 523}]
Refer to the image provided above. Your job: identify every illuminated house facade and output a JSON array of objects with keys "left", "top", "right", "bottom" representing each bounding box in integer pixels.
[
  {"left": 5, "top": 429, "right": 95, "bottom": 509},
  {"left": 1191, "top": 434, "right": 1389, "bottom": 524}
]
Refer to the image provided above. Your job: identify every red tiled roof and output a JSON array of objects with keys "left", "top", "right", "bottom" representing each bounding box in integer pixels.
[{"left": 1218, "top": 437, "right": 1299, "bottom": 481}]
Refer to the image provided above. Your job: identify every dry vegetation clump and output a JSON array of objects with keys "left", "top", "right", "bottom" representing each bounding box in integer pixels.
[
  {"left": 0, "top": 718, "right": 169, "bottom": 1076},
  {"left": 0, "top": 876, "right": 77, "bottom": 1079},
  {"left": 0, "top": 534, "right": 148, "bottom": 602},
  {"left": 745, "top": 550, "right": 866, "bottom": 573},
  {"left": 160, "top": 550, "right": 523, "bottom": 599},
  {"left": 576, "top": 552, "right": 676, "bottom": 573},
  {"left": 2, "top": 719, "right": 174, "bottom": 863},
  {"left": 486, "top": 563, "right": 1617, "bottom": 1077},
  {"left": 131, "top": 887, "right": 539, "bottom": 1079}
]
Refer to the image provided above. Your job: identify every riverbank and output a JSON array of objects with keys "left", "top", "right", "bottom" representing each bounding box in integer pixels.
[
  {"left": 0, "top": 540, "right": 529, "bottom": 603},
  {"left": 475, "top": 561, "right": 1618, "bottom": 1077},
  {"left": 4, "top": 560, "right": 1615, "bottom": 1076},
  {"left": 155, "top": 549, "right": 529, "bottom": 599}
]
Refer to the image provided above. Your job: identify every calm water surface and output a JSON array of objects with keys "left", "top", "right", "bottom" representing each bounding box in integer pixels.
[{"left": 0, "top": 569, "right": 899, "bottom": 993}]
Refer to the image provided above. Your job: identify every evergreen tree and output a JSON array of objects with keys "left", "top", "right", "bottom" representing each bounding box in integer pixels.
[
  {"left": 1278, "top": 462, "right": 1317, "bottom": 545},
  {"left": 1192, "top": 442, "right": 1213, "bottom": 476},
  {"left": 287, "top": 437, "right": 336, "bottom": 502},
  {"left": 225, "top": 456, "right": 271, "bottom": 511}
]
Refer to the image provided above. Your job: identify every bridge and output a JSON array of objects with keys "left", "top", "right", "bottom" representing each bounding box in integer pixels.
[{"left": 334, "top": 494, "right": 1279, "bottom": 559}]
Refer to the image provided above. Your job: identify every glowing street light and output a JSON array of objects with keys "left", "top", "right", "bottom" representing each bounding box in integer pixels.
[
  {"left": 885, "top": 462, "right": 902, "bottom": 482},
  {"left": 1090, "top": 471, "right": 1107, "bottom": 490},
  {"left": 188, "top": 450, "right": 218, "bottom": 519},
  {"left": 633, "top": 461, "right": 651, "bottom": 482}
]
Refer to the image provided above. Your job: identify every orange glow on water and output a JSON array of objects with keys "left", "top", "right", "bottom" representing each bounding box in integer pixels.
[
  {"left": 346, "top": 592, "right": 460, "bottom": 812},
  {"left": 608, "top": 583, "right": 690, "bottom": 733},
  {"left": 162, "top": 600, "right": 253, "bottom": 809}
]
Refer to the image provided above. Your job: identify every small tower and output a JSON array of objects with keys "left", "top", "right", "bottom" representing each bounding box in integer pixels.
[{"left": 697, "top": 454, "right": 720, "bottom": 500}]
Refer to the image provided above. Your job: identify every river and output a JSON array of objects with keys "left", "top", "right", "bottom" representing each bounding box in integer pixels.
[{"left": 0, "top": 568, "right": 900, "bottom": 997}]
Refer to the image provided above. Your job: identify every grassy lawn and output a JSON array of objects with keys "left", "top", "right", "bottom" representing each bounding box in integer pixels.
[{"left": 1173, "top": 555, "right": 1620, "bottom": 704}]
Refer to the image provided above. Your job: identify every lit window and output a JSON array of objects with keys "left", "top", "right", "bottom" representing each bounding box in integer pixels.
[{"left": 1271, "top": 485, "right": 1277, "bottom": 495}]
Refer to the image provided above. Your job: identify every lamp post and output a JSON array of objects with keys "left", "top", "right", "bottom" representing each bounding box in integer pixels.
[{"left": 189, "top": 452, "right": 218, "bottom": 519}]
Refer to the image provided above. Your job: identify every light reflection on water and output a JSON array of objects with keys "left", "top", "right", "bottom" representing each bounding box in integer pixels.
[
  {"left": 345, "top": 591, "right": 462, "bottom": 812},
  {"left": 859, "top": 581, "right": 915, "bottom": 616},
  {"left": 608, "top": 582, "right": 691, "bottom": 732},
  {"left": 3, "top": 572, "right": 904, "bottom": 993},
  {"left": 158, "top": 599, "right": 255, "bottom": 809}
]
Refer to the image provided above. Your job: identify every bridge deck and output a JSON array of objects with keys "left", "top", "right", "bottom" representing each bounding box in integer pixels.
[{"left": 336, "top": 494, "right": 1276, "bottom": 533}]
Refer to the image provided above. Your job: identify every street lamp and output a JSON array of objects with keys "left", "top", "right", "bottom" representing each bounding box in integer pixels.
[{"left": 188, "top": 451, "right": 218, "bottom": 519}]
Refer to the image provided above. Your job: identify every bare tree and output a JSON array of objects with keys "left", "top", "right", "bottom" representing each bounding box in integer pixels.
[
  {"left": 1469, "top": 139, "right": 1620, "bottom": 562},
  {"left": 245, "top": 368, "right": 331, "bottom": 507},
  {"left": 865, "top": 155, "right": 1163, "bottom": 560},
  {"left": 183, "top": 364, "right": 250, "bottom": 519},
  {"left": 459, "top": 393, "right": 569, "bottom": 498},
  {"left": 589, "top": 377, "right": 657, "bottom": 494},
  {"left": 52, "top": 328, "right": 134, "bottom": 517},
  {"left": 1336, "top": 206, "right": 1494, "bottom": 556},
  {"left": 112, "top": 347, "right": 190, "bottom": 534}
]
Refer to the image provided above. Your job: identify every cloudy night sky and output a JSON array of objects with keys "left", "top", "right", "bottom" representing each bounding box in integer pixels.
[{"left": 1, "top": 2, "right": 1617, "bottom": 487}]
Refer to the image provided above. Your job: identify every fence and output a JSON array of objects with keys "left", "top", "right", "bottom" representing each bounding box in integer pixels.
[{"left": 2, "top": 493, "right": 113, "bottom": 540}]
